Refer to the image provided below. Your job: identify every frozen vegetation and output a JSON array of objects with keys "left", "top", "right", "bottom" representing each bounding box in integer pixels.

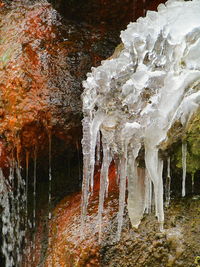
[{"left": 82, "top": 0, "right": 200, "bottom": 239}]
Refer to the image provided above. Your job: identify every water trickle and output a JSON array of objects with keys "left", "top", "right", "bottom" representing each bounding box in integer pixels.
[
  {"left": 32, "top": 148, "right": 37, "bottom": 263},
  {"left": 0, "top": 169, "right": 14, "bottom": 267},
  {"left": 76, "top": 141, "right": 82, "bottom": 187},
  {"left": 82, "top": 0, "right": 200, "bottom": 238},
  {"left": 48, "top": 131, "right": 53, "bottom": 259},
  {"left": 143, "top": 0, "right": 146, "bottom": 16},
  {"left": 48, "top": 132, "right": 52, "bottom": 221},
  {"left": 182, "top": 142, "right": 187, "bottom": 197},
  {"left": 25, "top": 151, "right": 29, "bottom": 232},
  {"left": 24, "top": 151, "right": 29, "bottom": 266},
  {"left": 0, "top": 162, "right": 26, "bottom": 267},
  {"left": 16, "top": 164, "right": 26, "bottom": 265}
]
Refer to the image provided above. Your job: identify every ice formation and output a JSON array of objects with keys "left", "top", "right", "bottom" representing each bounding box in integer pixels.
[{"left": 81, "top": 0, "right": 200, "bottom": 238}]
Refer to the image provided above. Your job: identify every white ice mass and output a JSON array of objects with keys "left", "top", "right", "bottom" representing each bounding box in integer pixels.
[{"left": 81, "top": 0, "right": 200, "bottom": 238}]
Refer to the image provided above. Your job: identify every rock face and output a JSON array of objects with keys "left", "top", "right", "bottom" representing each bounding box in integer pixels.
[
  {"left": 49, "top": 0, "right": 166, "bottom": 30},
  {"left": 0, "top": 1, "right": 81, "bottom": 162},
  {"left": 42, "top": 165, "right": 200, "bottom": 267},
  {"left": 0, "top": 0, "right": 136, "bottom": 167},
  {"left": 101, "top": 197, "right": 200, "bottom": 267},
  {"left": 43, "top": 164, "right": 117, "bottom": 267}
]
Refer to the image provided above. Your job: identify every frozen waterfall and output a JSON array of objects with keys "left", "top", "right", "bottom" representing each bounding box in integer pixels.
[{"left": 81, "top": 0, "right": 200, "bottom": 238}]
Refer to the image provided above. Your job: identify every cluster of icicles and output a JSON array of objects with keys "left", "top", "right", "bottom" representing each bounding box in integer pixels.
[{"left": 81, "top": 0, "right": 200, "bottom": 240}]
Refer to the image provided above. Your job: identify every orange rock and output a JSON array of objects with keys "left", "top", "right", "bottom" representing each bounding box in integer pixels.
[{"left": 37, "top": 163, "right": 118, "bottom": 267}]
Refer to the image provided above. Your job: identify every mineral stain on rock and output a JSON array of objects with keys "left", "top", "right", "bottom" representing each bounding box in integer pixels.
[{"left": 0, "top": 0, "right": 200, "bottom": 266}]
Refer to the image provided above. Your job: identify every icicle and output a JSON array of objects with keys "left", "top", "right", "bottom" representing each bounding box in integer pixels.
[
  {"left": 165, "top": 157, "right": 171, "bottom": 207},
  {"left": 182, "top": 142, "right": 187, "bottom": 197},
  {"left": 144, "top": 171, "right": 152, "bottom": 214},
  {"left": 127, "top": 162, "right": 146, "bottom": 229},
  {"left": 127, "top": 143, "right": 143, "bottom": 229},
  {"left": 76, "top": 141, "right": 81, "bottom": 187},
  {"left": 98, "top": 143, "right": 111, "bottom": 242},
  {"left": 191, "top": 172, "right": 195, "bottom": 194},
  {"left": 81, "top": 114, "right": 105, "bottom": 232},
  {"left": 157, "top": 158, "right": 164, "bottom": 231},
  {"left": 96, "top": 130, "right": 101, "bottom": 165},
  {"left": 89, "top": 114, "right": 104, "bottom": 192},
  {"left": 116, "top": 155, "right": 127, "bottom": 241},
  {"left": 81, "top": 117, "right": 92, "bottom": 229},
  {"left": 82, "top": 0, "right": 200, "bottom": 239},
  {"left": 145, "top": 148, "right": 164, "bottom": 229}
]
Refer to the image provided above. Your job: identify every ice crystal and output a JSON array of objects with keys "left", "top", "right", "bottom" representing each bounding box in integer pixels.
[{"left": 82, "top": 0, "right": 200, "bottom": 238}]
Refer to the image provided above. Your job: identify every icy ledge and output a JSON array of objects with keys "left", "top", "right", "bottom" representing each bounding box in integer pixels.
[{"left": 81, "top": 0, "right": 200, "bottom": 239}]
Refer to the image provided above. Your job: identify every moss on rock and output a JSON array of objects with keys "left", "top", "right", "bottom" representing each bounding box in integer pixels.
[{"left": 173, "top": 110, "right": 200, "bottom": 174}]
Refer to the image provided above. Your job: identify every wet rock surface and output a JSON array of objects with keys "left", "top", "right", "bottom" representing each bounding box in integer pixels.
[
  {"left": 0, "top": 0, "right": 199, "bottom": 267},
  {"left": 101, "top": 197, "right": 200, "bottom": 267},
  {"left": 41, "top": 165, "right": 200, "bottom": 267},
  {"left": 0, "top": 0, "right": 125, "bottom": 167},
  {"left": 0, "top": 1, "right": 81, "bottom": 159}
]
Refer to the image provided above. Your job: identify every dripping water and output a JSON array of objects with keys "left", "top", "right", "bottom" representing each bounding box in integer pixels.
[
  {"left": 1, "top": 168, "right": 14, "bottom": 267},
  {"left": 48, "top": 131, "right": 53, "bottom": 265},
  {"left": 48, "top": 132, "right": 52, "bottom": 221},
  {"left": 76, "top": 141, "right": 82, "bottom": 188},
  {"left": 191, "top": 173, "right": 195, "bottom": 194},
  {"left": 24, "top": 151, "right": 29, "bottom": 266},
  {"left": 25, "top": 151, "right": 29, "bottom": 235},
  {"left": 16, "top": 164, "right": 26, "bottom": 265},
  {"left": 32, "top": 148, "right": 37, "bottom": 263},
  {"left": 0, "top": 160, "right": 26, "bottom": 267},
  {"left": 182, "top": 143, "right": 187, "bottom": 197},
  {"left": 143, "top": 0, "right": 146, "bottom": 16}
]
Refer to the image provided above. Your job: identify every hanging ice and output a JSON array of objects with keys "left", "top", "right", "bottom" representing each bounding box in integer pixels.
[
  {"left": 81, "top": 0, "right": 200, "bottom": 237},
  {"left": 165, "top": 157, "right": 171, "bottom": 207},
  {"left": 182, "top": 143, "right": 187, "bottom": 197}
]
